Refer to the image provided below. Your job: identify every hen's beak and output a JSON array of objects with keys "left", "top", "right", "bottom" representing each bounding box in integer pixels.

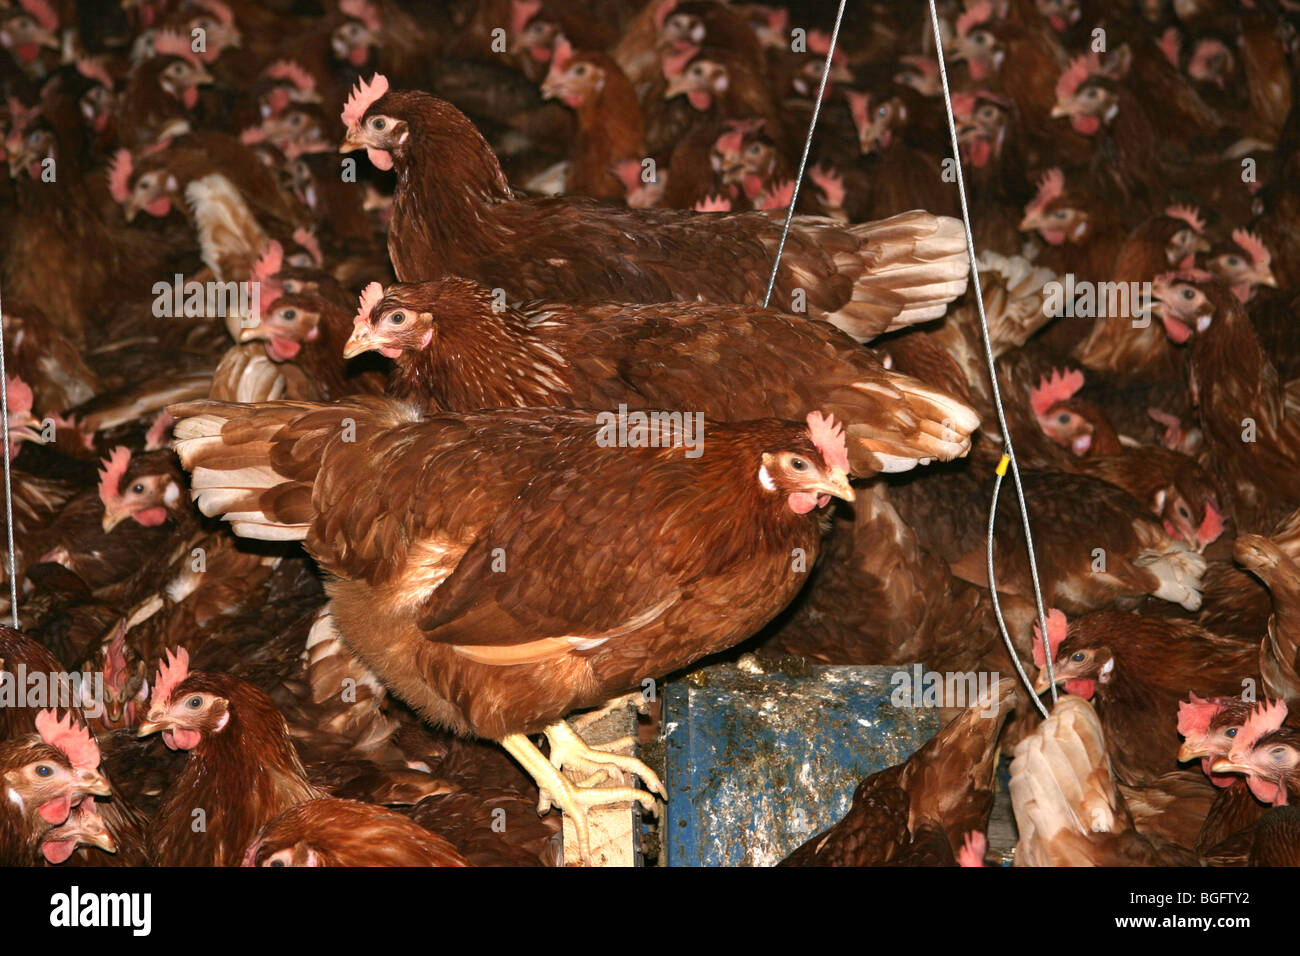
[
  {"left": 339, "top": 127, "right": 365, "bottom": 153},
  {"left": 815, "top": 468, "right": 854, "bottom": 504},
  {"left": 1018, "top": 213, "right": 1040, "bottom": 232},
  {"left": 663, "top": 76, "right": 692, "bottom": 100},
  {"left": 193, "top": 68, "right": 215, "bottom": 87},
  {"left": 342, "top": 324, "right": 375, "bottom": 359},
  {"left": 1210, "top": 756, "right": 1249, "bottom": 775},
  {"left": 84, "top": 827, "right": 117, "bottom": 853},
  {"left": 1177, "top": 741, "right": 1209, "bottom": 762},
  {"left": 34, "top": 27, "right": 60, "bottom": 49},
  {"left": 78, "top": 771, "right": 113, "bottom": 798},
  {"left": 1255, "top": 269, "right": 1279, "bottom": 289},
  {"left": 238, "top": 323, "right": 264, "bottom": 343},
  {"left": 1033, "top": 670, "right": 1053, "bottom": 694},
  {"left": 1049, "top": 103, "right": 1071, "bottom": 119},
  {"left": 101, "top": 509, "right": 129, "bottom": 533},
  {"left": 135, "top": 717, "right": 166, "bottom": 737}
]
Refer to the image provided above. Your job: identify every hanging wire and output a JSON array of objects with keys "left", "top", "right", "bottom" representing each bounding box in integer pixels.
[
  {"left": 763, "top": 0, "right": 848, "bottom": 307},
  {"left": 0, "top": 281, "right": 19, "bottom": 626},
  {"left": 924, "top": 0, "right": 1054, "bottom": 716}
]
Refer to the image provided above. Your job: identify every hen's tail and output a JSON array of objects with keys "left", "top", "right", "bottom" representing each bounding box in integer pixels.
[
  {"left": 1134, "top": 542, "right": 1207, "bottom": 611},
  {"left": 843, "top": 371, "right": 982, "bottom": 474},
  {"left": 1009, "top": 695, "right": 1123, "bottom": 867},
  {"left": 169, "top": 397, "right": 414, "bottom": 540},
  {"left": 827, "top": 211, "right": 970, "bottom": 341},
  {"left": 1235, "top": 533, "right": 1300, "bottom": 706}
]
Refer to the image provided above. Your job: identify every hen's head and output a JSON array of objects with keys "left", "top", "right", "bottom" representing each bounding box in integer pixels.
[
  {"left": 137, "top": 647, "right": 228, "bottom": 751},
  {"left": 946, "top": 3, "right": 1004, "bottom": 81},
  {"left": 662, "top": 48, "right": 728, "bottom": 112},
  {"left": 509, "top": 0, "right": 560, "bottom": 62},
  {"left": 1029, "top": 368, "right": 1097, "bottom": 454},
  {"left": 332, "top": 0, "right": 380, "bottom": 68},
  {"left": 756, "top": 412, "right": 854, "bottom": 516},
  {"left": 952, "top": 90, "right": 1009, "bottom": 168},
  {"left": 845, "top": 91, "right": 905, "bottom": 156},
  {"left": 1158, "top": 484, "right": 1223, "bottom": 552},
  {"left": 1187, "top": 37, "right": 1234, "bottom": 89},
  {"left": 1019, "top": 169, "right": 1090, "bottom": 246},
  {"left": 1, "top": 710, "right": 110, "bottom": 831},
  {"left": 5, "top": 376, "right": 42, "bottom": 461},
  {"left": 1031, "top": 609, "right": 1111, "bottom": 700},
  {"left": 1212, "top": 702, "right": 1295, "bottom": 805},
  {"left": 1050, "top": 55, "right": 1116, "bottom": 135},
  {"left": 343, "top": 280, "right": 463, "bottom": 359},
  {"left": 0, "top": 0, "right": 58, "bottom": 66},
  {"left": 182, "top": 0, "right": 241, "bottom": 61},
  {"left": 1150, "top": 271, "right": 1226, "bottom": 344},
  {"left": 240, "top": 293, "right": 323, "bottom": 360},
  {"left": 108, "top": 148, "right": 178, "bottom": 222},
  {"left": 1161, "top": 205, "right": 1210, "bottom": 267},
  {"left": 541, "top": 41, "right": 617, "bottom": 110},
  {"left": 1177, "top": 694, "right": 1255, "bottom": 786},
  {"left": 97, "top": 447, "right": 187, "bottom": 532},
  {"left": 711, "top": 120, "right": 775, "bottom": 193},
  {"left": 152, "top": 30, "right": 214, "bottom": 109},
  {"left": 1035, "top": 0, "right": 1081, "bottom": 32},
  {"left": 1206, "top": 230, "right": 1277, "bottom": 303}
]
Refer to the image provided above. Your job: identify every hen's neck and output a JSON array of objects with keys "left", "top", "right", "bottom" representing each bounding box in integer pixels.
[
  {"left": 390, "top": 123, "right": 514, "bottom": 279},
  {"left": 394, "top": 306, "right": 575, "bottom": 411}
]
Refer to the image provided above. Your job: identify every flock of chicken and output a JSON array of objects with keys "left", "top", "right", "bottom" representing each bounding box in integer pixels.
[{"left": 0, "top": 0, "right": 1297, "bottom": 869}]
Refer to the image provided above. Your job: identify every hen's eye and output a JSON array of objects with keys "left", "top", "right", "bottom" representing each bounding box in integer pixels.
[
  {"left": 132, "top": 483, "right": 144, "bottom": 494},
  {"left": 748, "top": 143, "right": 762, "bottom": 155},
  {"left": 282, "top": 309, "right": 296, "bottom": 321},
  {"left": 389, "top": 312, "right": 405, "bottom": 325},
  {"left": 1225, "top": 727, "right": 1237, "bottom": 738},
  {"left": 1225, "top": 256, "right": 1239, "bottom": 266},
  {"left": 1057, "top": 413, "right": 1071, "bottom": 425},
  {"left": 1177, "top": 504, "right": 1190, "bottom": 518},
  {"left": 187, "top": 696, "right": 202, "bottom": 709},
  {"left": 370, "top": 117, "right": 386, "bottom": 131},
  {"left": 1053, "top": 210, "right": 1069, "bottom": 219},
  {"left": 573, "top": 65, "right": 587, "bottom": 77},
  {"left": 269, "top": 859, "right": 284, "bottom": 867},
  {"left": 36, "top": 765, "right": 52, "bottom": 777},
  {"left": 1071, "top": 652, "right": 1086, "bottom": 662},
  {"left": 1182, "top": 288, "right": 1195, "bottom": 300},
  {"left": 790, "top": 457, "right": 808, "bottom": 472}
]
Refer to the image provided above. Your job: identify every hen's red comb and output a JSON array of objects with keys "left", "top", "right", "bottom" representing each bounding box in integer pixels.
[
  {"left": 1158, "top": 27, "right": 1180, "bottom": 67},
  {"left": 6, "top": 376, "right": 33, "bottom": 417},
  {"left": 897, "top": 54, "right": 938, "bottom": 77},
  {"left": 552, "top": 36, "right": 575, "bottom": 72},
  {"left": 806, "top": 411, "right": 849, "bottom": 474},
  {"left": 154, "top": 29, "right": 201, "bottom": 67},
  {"left": 511, "top": 0, "right": 543, "bottom": 36},
  {"left": 806, "top": 29, "right": 846, "bottom": 66},
  {"left": 957, "top": 831, "right": 986, "bottom": 867},
  {"left": 844, "top": 90, "right": 870, "bottom": 136},
  {"left": 103, "top": 622, "right": 128, "bottom": 693},
  {"left": 293, "top": 227, "right": 323, "bottom": 267},
  {"left": 956, "top": 1, "right": 992, "bottom": 37},
  {"left": 341, "top": 73, "right": 389, "bottom": 128},
  {"left": 950, "top": 90, "right": 976, "bottom": 118},
  {"left": 661, "top": 44, "right": 697, "bottom": 79},
  {"left": 1233, "top": 700, "right": 1289, "bottom": 757},
  {"left": 693, "top": 194, "right": 731, "bottom": 212},
  {"left": 1055, "top": 53, "right": 1098, "bottom": 103},
  {"left": 340, "top": 0, "right": 381, "bottom": 32},
  {"left": 151, "top": 647, "right": 190, "bottom": 709},
  {"left": 1025, "top": 167, "right": 1065, "bottom": 219},
  {"left": 76, "top": 56, "right": 114, "bottom": 90},
  {"left": 1197, "top": 500, "right": 1224, "bottom": 547},
  {"left": 96, "top": 446, "right": 131, "bottom": 508},
  {"left": 355, "top": 281, "right": 385, "bottom": 327},
  {"left": 1030, "top": 367, "right": 1084, "bottom": 417},
  {"left": 1165, "top": 204, "right": 1204, "bottom": 233},
  {"left": 250, "top": 240, "right": 284, "bottom": 310},
  {"left": 35, "top": 711, "right": 101, "bottom": 771},
  {"left": 653, "top": 0, "right": 679, "bottom": 31},
  {"left": 20, "top": 0, "right": 58, "bottom": 31},
  {"left": 266, "top": 59, "right": 316, "bottom": 93},
  {"left": 107, "top": 148, "right": 133, "bottom": 203},
  {"left": 810, "top": 164, "right": 845, "bottom": 209},
  {"left": 145, "top": 409, "right": 175, "bottom": 450},
  {"left": 1031, "top": 608, "right": 1068, "bottom": 668},
  {"left": 1232, "top": 229, "right": 1270, "bottom": 270},
  {"left": 1177, "top": 692, "right": 1223, "bottom": 738}
]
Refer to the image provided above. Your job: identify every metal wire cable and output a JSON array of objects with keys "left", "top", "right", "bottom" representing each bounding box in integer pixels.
[
  {"left": 924, "top": 0, "right": 1054, "bottom": 717},
  {"left": 0, "top": 281, "right": 19, "bottom": 626},
  {"left": 763, "top": 0, "right": 848, "bottom": 307}
]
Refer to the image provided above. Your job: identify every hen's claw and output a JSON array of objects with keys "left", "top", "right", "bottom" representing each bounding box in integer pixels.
[
  {"left": 543, "top": 721, "right": 668, "bottom": 799},
  {"left": 500, "top": 723, "right": 664, "bottom": 864}
]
